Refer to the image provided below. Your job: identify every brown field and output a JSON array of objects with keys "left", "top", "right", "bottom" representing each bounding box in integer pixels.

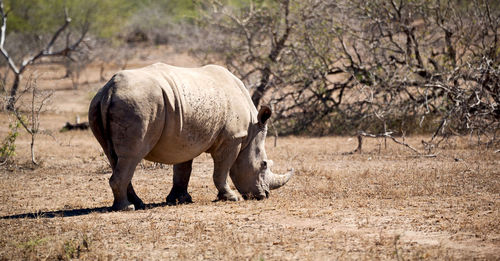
[{"left": 0, "top": 52, "right": 499, "bottom": 260}]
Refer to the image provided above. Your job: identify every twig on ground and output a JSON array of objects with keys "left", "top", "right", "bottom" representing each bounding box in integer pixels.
[{"left": 343, "top": 131, "right": 437, "bottom": 157}]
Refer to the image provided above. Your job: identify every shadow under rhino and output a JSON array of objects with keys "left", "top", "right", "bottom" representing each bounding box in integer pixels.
[{"left": 0, "top": 202, "right": 169, "bottom": 219}]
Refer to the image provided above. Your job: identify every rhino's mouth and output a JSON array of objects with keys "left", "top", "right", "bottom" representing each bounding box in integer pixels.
[
  {"left": 232, "top": 168, "right": 293, "bottom": 200},
  {"left": 240, "top": 186, "right": 269, "bottom": 200}
]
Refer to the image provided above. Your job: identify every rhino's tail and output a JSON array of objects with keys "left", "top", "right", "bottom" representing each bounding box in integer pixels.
[{"left": 89, "top": 77, "right": 118, "bottom": 169}]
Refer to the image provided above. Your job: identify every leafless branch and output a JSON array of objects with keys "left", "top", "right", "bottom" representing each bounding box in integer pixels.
[
  {"left": 10, "top": 76, "right": 53, "bottom": 165},
  {"left": 344, "top": 131, "right": 436, "bottom": 157},
  {"left": 194, "top": 0, "right": 499, "bottom": 141},
  {"left": 0, "top": 0, "right": 87, "bottom": 110}
]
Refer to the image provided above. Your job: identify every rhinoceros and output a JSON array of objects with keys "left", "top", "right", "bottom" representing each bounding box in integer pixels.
[{"left": 88, "top": 63, "right": 294, "bottom": 211}]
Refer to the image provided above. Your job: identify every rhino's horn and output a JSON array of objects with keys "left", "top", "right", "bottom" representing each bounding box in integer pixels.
[{"left": 268, "top": 169, "right": 294, "bottom": 190}]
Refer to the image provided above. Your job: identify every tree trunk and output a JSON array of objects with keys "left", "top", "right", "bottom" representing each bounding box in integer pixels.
[
  {"left": 251, "top": 68, "right": 271, "bottom": 107},
  {"left": 6, "top": 74, "right": 20, "bottom": 111},
  {"left": 31, "top": 134, "right": 37, "bottom": 165}
]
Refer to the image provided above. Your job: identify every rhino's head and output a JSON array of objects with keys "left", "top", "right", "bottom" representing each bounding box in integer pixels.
[{"left": 230, "top": 106, "right": 294, "bottom": 200}]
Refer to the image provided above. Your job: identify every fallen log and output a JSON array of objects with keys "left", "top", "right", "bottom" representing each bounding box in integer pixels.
[{"left": 62, "top": 122, "right": 89, "bottom": 131}]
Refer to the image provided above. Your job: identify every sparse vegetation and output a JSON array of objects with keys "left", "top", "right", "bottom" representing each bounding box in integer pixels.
[
  {"left": 0, "top": 130, "right": 498, "bottom": 259},
  {"left": 195, "top": 0, "right": 500, "bottom": 139},
  {"left": 9, "top": 77, "right": 53, "bottom": 165},
  {"left": 0, "top": 0, "right": 498, "bottom": 260},
  {"left": 0, "top": 0, "right": 87, "bottom": 110},
  {"left": 0, "top": 117, "right": 19, "bottom": 164}
]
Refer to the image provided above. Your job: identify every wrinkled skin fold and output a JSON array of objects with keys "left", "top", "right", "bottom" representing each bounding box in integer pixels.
[{"left": 88, "top": 63, "right": 294, "bottom": 211}]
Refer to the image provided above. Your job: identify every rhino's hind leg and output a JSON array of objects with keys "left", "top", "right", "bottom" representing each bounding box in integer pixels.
[
  {"left": 127, "top": 182, "right": 145, "bottom": 210},
  {"left": 167, "top": 160, "right": 194, "bottom": 205},
  {"left": 110, "top": 157, "right": 142, "bottom": 211}
]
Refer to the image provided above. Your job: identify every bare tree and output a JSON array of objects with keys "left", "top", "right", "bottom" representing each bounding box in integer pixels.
[
  {"left": 64, "top": 43, "right": 94, "bottom": 89},
  {"left": 9, "top": 75, "right": 53, "bottom": 165},
  {"left": 327, "top": 0, "right": 500, "bottom": 143},
  {"left": 196, "top": 0, "right": 293, "bottom": 107},
  {"left": 0, "top": 0, "right": 88, "bottom": 110},
  {"left": 195, "top": 0, "right": 499, "bottom": 144}
]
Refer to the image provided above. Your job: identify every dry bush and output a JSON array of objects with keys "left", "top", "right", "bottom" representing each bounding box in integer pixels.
[
  {"left": 0, "top": 75, "right": 53, "bottom": 165},
  {"left": 194, "top": 0, "right": 499, "bottom": 142}
]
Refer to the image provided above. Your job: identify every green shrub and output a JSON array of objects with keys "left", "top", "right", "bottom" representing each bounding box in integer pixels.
[{"left": 0, "top": 119, "right": 20, "bottom": 163}]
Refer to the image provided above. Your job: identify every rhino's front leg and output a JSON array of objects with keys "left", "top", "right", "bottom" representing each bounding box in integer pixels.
[
  {"left": 166, "top": 160, "right": 194, "bottom": 205},
  {"left": 212, "top": 142, "right": 242, "bottom": 201}
]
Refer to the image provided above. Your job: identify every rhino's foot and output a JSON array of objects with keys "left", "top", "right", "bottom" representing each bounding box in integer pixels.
[
  {"left": 128, "top": 195, "right": 145, "bottom": 210},
  {"left": 111, "top": 201, "right": 135, "bottom": 211},
  {"left": 166, "top": 191, "right": 193, "bottom": 206},
  {"left": 215, "top": 191, "right": 240, "bottom": 202},
  {"left": 132, "top": 200, "right": 145, "bottom": 210}
]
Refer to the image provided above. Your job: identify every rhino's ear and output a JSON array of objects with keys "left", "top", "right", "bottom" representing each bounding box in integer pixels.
[{"left": 258, "top": 105, "right": 272, "bottom": 124}]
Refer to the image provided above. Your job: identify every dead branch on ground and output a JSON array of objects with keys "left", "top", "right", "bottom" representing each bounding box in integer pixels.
[{"left": 344, "top": 131, "right": 437, "bottom": 157}]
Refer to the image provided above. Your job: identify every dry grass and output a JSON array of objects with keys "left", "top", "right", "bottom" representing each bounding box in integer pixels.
[
  {"left": 0, "top": 52, "right": 499, "bottom": 260},
  {"left": 1, "top": 121, "right": 498, "bottom": 260}
]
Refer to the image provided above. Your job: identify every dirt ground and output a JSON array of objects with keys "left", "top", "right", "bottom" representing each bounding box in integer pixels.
[{"left": 0, "top": 50, "right": 499, "bottom": 260}]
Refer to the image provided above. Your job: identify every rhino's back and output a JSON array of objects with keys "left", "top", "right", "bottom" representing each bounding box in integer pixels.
[{"left": 131, "top": 63, "right": 255, "bottom": 164}]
